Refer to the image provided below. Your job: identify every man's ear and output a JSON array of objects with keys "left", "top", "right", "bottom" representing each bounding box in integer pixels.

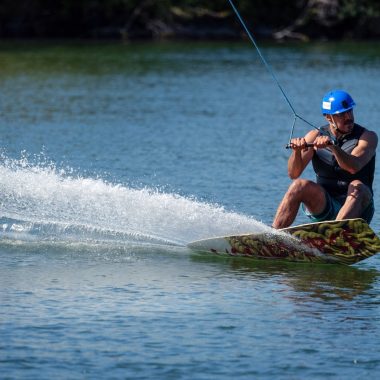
[{"left": 325, "top": 114, "right": 332, "bottom": 123}]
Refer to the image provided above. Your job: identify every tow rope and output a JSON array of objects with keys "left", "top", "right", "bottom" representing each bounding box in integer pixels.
[{"left": 227, "top": 0, "right": 325, "bottom": 147}]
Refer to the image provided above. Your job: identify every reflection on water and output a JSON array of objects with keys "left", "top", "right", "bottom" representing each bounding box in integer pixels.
[{"left": 191, "top": 254, "right": 379, "bottom": 301}]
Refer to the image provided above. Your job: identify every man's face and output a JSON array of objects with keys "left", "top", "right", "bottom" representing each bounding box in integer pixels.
[{"left": 327, "top": 109, "right": 355, "bottom": 134}]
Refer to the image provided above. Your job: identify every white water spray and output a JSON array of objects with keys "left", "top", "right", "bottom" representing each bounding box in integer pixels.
[{"left": 0, "top": 154, "right": 270, "bottom": 248}]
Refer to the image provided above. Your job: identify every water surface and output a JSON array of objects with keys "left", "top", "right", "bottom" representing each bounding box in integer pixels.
[{"left": 1, "top": 40, "right": 380, "bottom": 379}]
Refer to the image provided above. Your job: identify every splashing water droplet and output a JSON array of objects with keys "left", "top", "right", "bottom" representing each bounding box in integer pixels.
[{"left": 0, "top": 153, "right": 270, "bottom": 247}]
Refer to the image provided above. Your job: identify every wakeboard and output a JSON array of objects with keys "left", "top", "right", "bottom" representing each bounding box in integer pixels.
[{"left": 187, "top": 218, "right": 380, "bottom": 265}]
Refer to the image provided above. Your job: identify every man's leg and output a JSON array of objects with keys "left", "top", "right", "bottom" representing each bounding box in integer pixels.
[
  {"left": 273, "top": 179, "right": 327, "bottom": 229},
  {"left": 336, "top": 180, "right": 373, "bottom": 220}
]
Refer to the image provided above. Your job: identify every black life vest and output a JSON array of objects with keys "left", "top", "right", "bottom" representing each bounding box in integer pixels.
[{"left": 311, "top": 124, "right": 375, "bottom": 197}]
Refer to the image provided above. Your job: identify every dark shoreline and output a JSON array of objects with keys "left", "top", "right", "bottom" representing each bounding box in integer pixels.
[{"left": 1, "top": 2, "right": 380, "bottom": 42}]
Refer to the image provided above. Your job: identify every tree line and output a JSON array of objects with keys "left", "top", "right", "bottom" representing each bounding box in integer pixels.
[{"left": 0, "top": 0, "right": 379, "bottom": 40}]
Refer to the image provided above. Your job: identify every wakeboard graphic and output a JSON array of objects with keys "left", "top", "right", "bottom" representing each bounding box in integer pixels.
[{"left": 187, "top": 218, "right": 380, "bottom": 265}]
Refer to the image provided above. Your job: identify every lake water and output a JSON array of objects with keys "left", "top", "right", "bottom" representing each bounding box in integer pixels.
[{"left": 1, "top": 40, "right": 380, "bottom": 379}]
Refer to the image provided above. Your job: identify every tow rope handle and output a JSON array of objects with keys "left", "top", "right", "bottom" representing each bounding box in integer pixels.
[{"left": 285, "top": 140, "right": 337, "bottom": 149}]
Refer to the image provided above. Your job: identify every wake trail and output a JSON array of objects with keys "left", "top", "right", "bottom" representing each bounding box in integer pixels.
[{"left": 0, "top": 153, "right": 272, "bottom": 248}]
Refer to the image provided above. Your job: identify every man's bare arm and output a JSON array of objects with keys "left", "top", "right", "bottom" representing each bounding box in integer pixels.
[
  {"left": 287, "top": 130, "right": 318, "bottom": 179},
  {"left": 330, "top": 130, "right": 378, "bottom": 174}
]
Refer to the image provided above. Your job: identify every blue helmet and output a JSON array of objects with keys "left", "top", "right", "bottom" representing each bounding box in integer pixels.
[{"left": 321, "top": 90, "right": 355, "bottom": 115}]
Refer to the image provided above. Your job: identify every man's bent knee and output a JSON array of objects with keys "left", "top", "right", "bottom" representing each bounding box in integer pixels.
[
  {"left": 346, "top": 180, "right": 372, "bottom": 206},
  {"left": 287, "top": 179, "right": 323, "bottom": 201},
  {"left": 288, "top": 179, "right": 315, "bottom": 198},
  {"left": 289, "top": 179, "right": 327, "bottom": 216}
]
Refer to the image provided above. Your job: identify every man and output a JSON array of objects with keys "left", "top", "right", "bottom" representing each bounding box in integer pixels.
[{"left": 273, "top": 90, "right": 377, "bottom": 229}]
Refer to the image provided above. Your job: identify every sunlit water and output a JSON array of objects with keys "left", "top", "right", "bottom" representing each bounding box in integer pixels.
[{"left": 1, "top": 41, "right": 380, "bottom": 379}]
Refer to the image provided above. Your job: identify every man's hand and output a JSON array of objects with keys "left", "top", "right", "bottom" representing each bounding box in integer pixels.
[
  {"left": 313, "top": 135, "right": 334, "bottom": 149},
  {"left": 289, "top": 137, "right": 310, "bottom": 152}
]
